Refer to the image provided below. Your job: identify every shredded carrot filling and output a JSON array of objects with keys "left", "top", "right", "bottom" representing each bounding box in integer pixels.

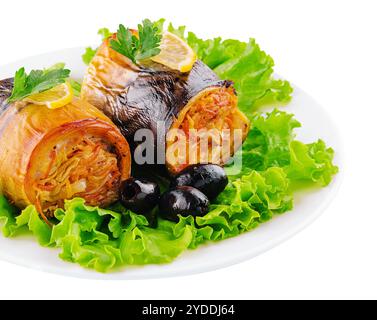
[
  {"left": 174, "top": 87, "right": 238, "bottom": 171},
  {"left": 34, "top": 136, "right": 121, "bottom": 215},
  {"left": 180, "top": 87, "right": 236, "bottom": 136}
]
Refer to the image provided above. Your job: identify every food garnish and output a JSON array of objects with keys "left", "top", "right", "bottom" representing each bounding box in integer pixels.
[
  {"left": 110, "top": 19, "right": 162, "bottom": 64},
  {"left": 120, "top": 178, "right": 160, "bottom": 215},
  {"left": 24, "top": 82, "right": 73, "bottom": 109},
  {"left": 150, "top": 31, "right": 197, "bottom": 72},
  {"left": 171, "top": 164, "right": 229, "bottom": 201},
  {"left": 159, "top": 186, "right": 210, "bottom": 222},
  {"left": 7, "top": 64, "right": 70, "bottom": 103}
]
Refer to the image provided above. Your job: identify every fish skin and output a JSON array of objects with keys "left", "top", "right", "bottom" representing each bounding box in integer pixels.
[
  {"left": 0, "top": 78, "right": 13, "bottom": 114},
  {"left": 118, "top": 61, "right": 232, "bottom": 140},
  {"left": 85, "top": 59, "right": 234, "bottom": 149}
]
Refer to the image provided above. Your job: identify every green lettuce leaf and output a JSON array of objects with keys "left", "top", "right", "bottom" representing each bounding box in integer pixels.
[
  {"left": 0, "top": 195, "right": 18, "bottom": 237},
  {"left": 241, "top": 109, "right": 301, "bottom": 172},
  {"left": 1, "top": 198, "right": 193, "bottom": 272},
  {"left": 97, "top": 28, "right": 112, "bottom": 40},
  {"left": 15, "top": 206, "right": 52, "bottom": 246},
  {"left": 82, "top": 28, "right": 113, "bottom": 65},
  {"left": 0, "top": 198, "right": 51, "bottom": 245},
  {"left": 52, "top": 199, "right": 194, "bottom": 271},
  {"left": 230, "top": 109, "right": 338, "bottom": 186},
  {"left": 174, "top": 167, "right": 292, "bottom": 249},
  {"left": 51, "top": 198, "right": 125, "bottom": 272},
  {"left": 168, "top": 23, "right": 293, "bottom": 112},
  {"left": 82, "top": 47, "right": 97, "bottom": 65},
  {"left": 120, "top": 222, "right": 192, "bottom": 265},
  {"left": 285, "top": 140, "right": 339, "bottom": 186}
]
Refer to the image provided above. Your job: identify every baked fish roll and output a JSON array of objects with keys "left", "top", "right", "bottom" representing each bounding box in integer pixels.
[
  {"left": 81, "top": 36, "right": 250, "bottom": 174},
  {"left": 0, "top": 79, "right": 131, "bottom": 220}
]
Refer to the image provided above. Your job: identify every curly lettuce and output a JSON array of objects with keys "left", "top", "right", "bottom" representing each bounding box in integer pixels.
[
  {"left": 168, "top": 23, "right": 293, "bottom": 112},
  {"left": 0, "top": 198, "right": 194, "bottom": 272},
  {"left": 82, "top": 28, "right": 112, "bottom": 65},
  {"left": 0, "top": 169, "right": 291, "bottom": 272},
  {"left": 285, "top": 139, "right": 338, "bottom": 186},
  {"left": 174, "top": 167, "right": 293, "bottom": 249},
  {"left": 230, "top": 110, "right": 338, "bottom": 186}
]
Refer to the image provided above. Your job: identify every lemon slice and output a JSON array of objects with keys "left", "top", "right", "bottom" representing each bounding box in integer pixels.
[
  {"left": 151, "top": 31, "right": 197, "bottom": 73},
  {"left": 25, "top": 83, "right": 73, "bottom": 109}
]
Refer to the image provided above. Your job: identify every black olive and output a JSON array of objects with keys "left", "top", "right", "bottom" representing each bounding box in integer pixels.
[
  {"left": 120, "top": 178, "right": 160, "bottom": 216},
  {"left": 159, "top": 186, "right": 210, "bottom": 222},
  {"left": 170, "top": 164, "right": 228, "bottom": 201}
]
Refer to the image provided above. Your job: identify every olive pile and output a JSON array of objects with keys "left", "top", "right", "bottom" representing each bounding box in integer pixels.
[
  {"left": 159, "top": 186, "right": 210, "bottom": 222},
  {"left": 120, "top": 164, "right": 229, "bottom": 225}
]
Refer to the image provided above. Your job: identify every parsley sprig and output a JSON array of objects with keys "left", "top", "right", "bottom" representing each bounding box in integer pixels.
[
  {"left": 8, "top": 64, "right": 70, "bottom": 103},
  {"left": 110, "top": 19, "right": 162, "bottom": 64}
]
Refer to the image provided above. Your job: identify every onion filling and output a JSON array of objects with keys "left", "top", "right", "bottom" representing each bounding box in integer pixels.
[
  {"left": 34, "top": 135, "right": 122, "bottom": 215},
  {"left": 166, "top": 86, "right": 250, "bottom": 173}
]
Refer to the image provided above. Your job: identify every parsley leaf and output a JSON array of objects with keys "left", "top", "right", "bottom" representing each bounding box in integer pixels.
[
  {"left": 110, "top": 19, "right": 162, "bottom": 64},
  {"left": 7, "top": 64, "right": 70, "bottom": 103},
  {"left": 110, "top": 24, "right": 138, "bottom": 63},
  {"left": 136, "top": 19, "right": 162, "bottom": 60}
]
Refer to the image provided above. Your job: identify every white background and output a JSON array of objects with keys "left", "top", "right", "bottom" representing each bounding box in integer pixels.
[{"left": 0, "top": 0, "right": 375, "bottom": 300}]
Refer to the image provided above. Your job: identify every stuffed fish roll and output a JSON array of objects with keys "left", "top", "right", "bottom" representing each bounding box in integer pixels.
[{"left": 0, "top": 78, "right": 131, "bottom": 222}]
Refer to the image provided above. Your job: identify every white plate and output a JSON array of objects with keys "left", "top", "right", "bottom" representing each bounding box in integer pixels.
[{"left": 0, "top": 48, "right": 344, "bottom": 280}]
